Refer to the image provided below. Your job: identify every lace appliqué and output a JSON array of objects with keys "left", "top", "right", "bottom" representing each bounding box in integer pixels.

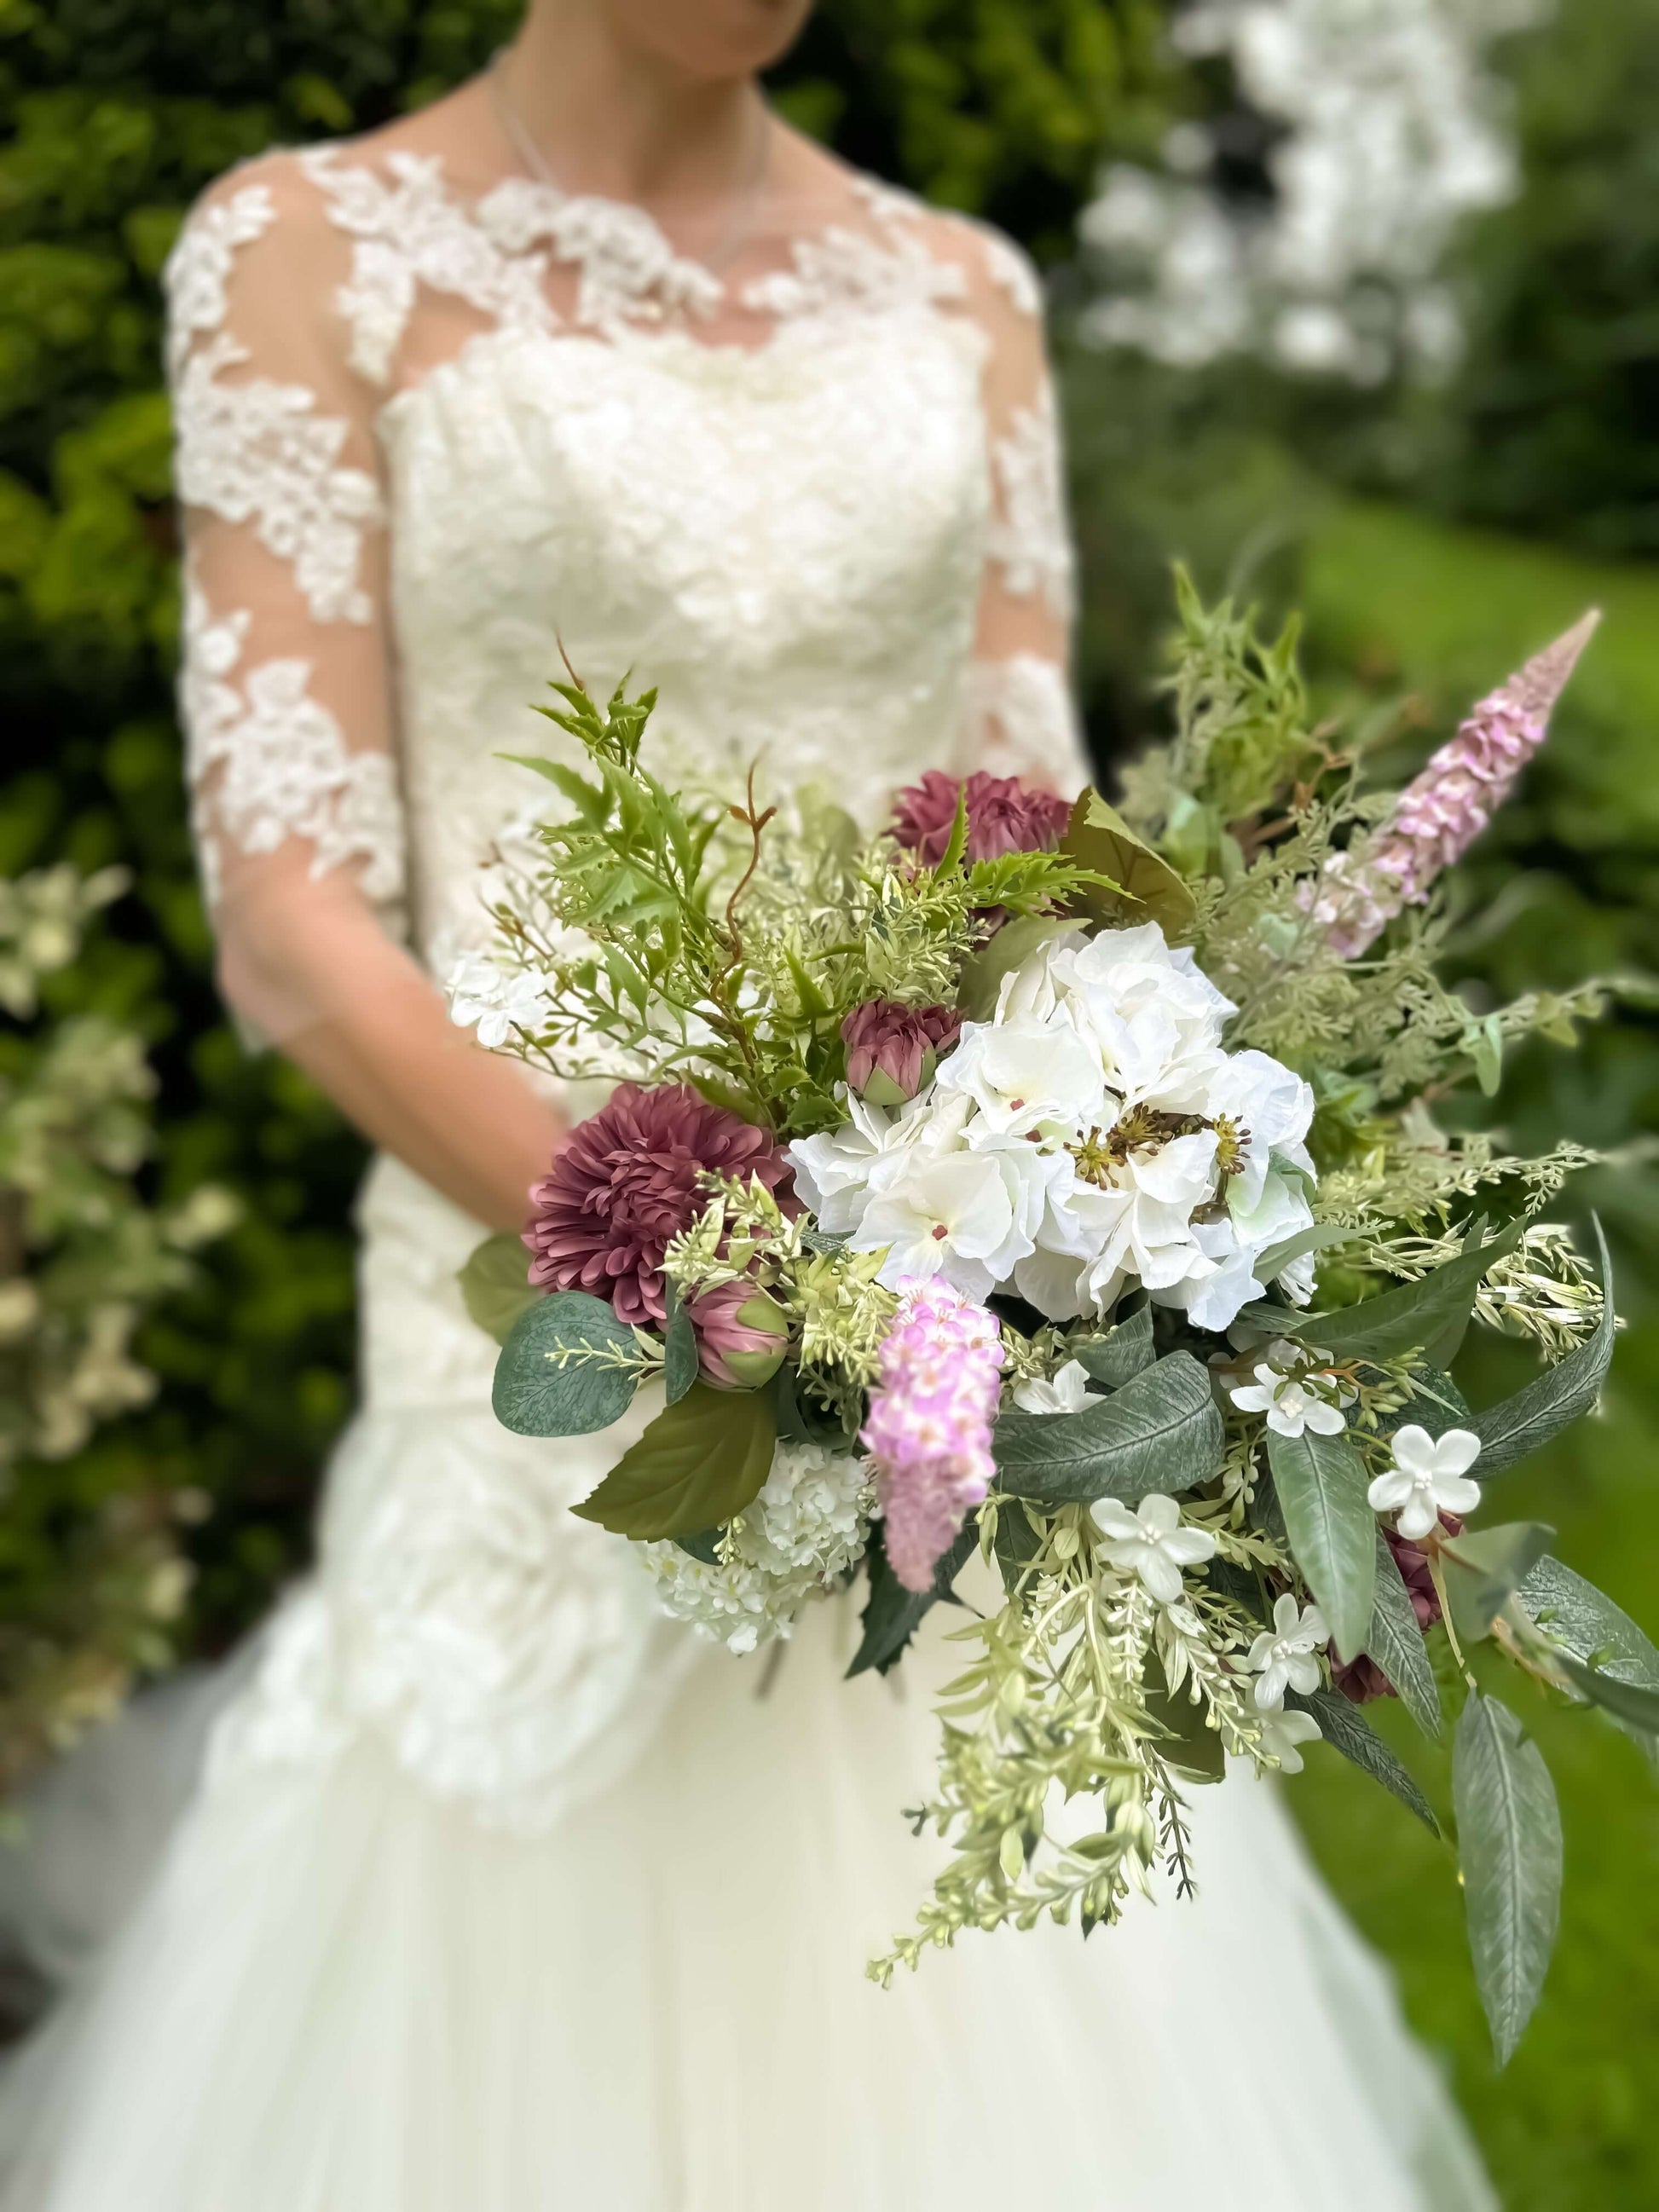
[
  {"left": 745, "top": 211, "right": 970, "bottom": 327},
  {"left": 173, "top": 335, "right": 384, "bottom": 624},
  {"left": 987, "top": 390, "right": 1073, "bottom": 620},
  {"left": 182, "top": 575, "right": 405, "bottom": 910},
  {"left": 163, "top": 183, "right": 275, "bottom": 377},
  {"left": 480, "top": 177, "right": 724, "bottom": 333},
  {"left": 963, "top": 654, "right": 1090, "bottom": 793}
]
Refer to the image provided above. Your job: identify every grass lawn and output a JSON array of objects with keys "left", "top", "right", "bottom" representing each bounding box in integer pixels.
[{"left": 1286, "top": 500, "right": 1659, "bottom": 2210}]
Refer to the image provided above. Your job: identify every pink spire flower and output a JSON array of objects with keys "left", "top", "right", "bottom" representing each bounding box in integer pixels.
[
  {"left": 1314, "top": 611, "right": 1599, "bottom": 957},
  {"left": 862, "top": 1279, "right": 1005, "bottom": 1592}
]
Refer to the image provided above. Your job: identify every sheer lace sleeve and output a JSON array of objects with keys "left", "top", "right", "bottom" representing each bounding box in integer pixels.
[
  {"left": 167, "top": 154, "right": 405, "bottom": 1041},
  {"left": 957, "top": 229, "right": 1091, "bottom": 796}
]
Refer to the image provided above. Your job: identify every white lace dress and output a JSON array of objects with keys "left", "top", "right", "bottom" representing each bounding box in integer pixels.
[{"left": 0, "top": 121, "right": 1495, "bottom": 2212}]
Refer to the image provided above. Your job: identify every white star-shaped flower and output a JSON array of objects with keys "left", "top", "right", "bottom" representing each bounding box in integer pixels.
[
  {"left": 446, "top": 956, "right": 550, "bottom": 1049},
  {"left": 1367, "top": 1424, "right": 1483, "bottom": 1541},
  {"left": 1090, "top": 1493, "right": 1217, "bottom": 1604},
  {"left": 1012, "top": 1358, "right": 1103, "bottom": 1417},
  {"left": 1257, "top": 1707, "right": 1322, "bottom": 1775},
  {"left": 1246, "top": 1593, "right": 1330, "bottom": 1710},
  {"left": 1228, "top": 1362, "right": 1348, "bottom": 1439}
]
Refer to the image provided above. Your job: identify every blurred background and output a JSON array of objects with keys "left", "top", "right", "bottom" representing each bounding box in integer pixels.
[{"left": 1, "top": 3, "right": 1654, "bottom": 2199}]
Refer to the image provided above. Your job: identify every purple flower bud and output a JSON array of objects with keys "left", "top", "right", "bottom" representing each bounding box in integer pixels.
[
  {"left": 686, "top": 1279, "right": 790, "bottom": 1391},
  {"left": 841, "top": 1000, "right": 962, "bottom": 1106}
]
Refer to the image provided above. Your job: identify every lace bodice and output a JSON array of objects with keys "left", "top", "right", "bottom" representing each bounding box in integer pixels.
[{"left": 166, "top": 120, "right": 1087, "bottom": 998}]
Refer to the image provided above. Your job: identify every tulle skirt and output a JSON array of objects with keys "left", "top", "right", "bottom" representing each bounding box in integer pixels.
[{"left": 0, "top": 1580, "right": 1494, "bottom": 2211}]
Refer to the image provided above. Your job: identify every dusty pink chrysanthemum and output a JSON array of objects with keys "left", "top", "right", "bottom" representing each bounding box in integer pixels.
[
  {"left": 524, "top": 1083, "right": 791, "bottom": 1326},
  {"left": 841, "top": 999, "right": 962, "bottom": 1105},
  {"left": 862, "top": 1279, "right": 1005, "bottom": 1592},
  {"left": 1314, "top": 611, "right": 1600, "bottom": 957},
  {"left": 891, "top": 769, "right": 1072, "bottom": 869}
]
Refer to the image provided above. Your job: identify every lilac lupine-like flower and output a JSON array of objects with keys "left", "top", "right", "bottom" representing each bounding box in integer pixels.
[
  {"left": 862, "top": 1279, "right": 1005, "bottom": 1592},
  {"left": 1314, "top": 610, "right": 1600, "bottom": 956}
]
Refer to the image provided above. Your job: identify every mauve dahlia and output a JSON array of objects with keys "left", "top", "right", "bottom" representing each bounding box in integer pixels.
[
  {"left": 841, "top": 999, "right": 962, "bottom": 1106},
  {"left": 891, "top": 769, "right": 1072, "bottom": 868},
  {"left": 862, "top": 1279, "right": 1005, "bottom": 1592},
  {"left": 524, "top": 1083, "right": 791, "bottom": 1326}
]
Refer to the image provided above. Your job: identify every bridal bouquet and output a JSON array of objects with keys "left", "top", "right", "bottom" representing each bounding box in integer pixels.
[{"left": 452, "top": 583, "right": 1655, "bottom": 2059}]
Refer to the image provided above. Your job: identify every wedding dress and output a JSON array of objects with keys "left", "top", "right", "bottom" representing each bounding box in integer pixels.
[{"left": 0, "top": 107, "right": 1496, "bottom": 2212}]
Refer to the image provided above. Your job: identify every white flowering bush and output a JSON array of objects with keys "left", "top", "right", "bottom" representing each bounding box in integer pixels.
[{"left": 1078, "top": 0, "right": 1541, "bottom": 384}]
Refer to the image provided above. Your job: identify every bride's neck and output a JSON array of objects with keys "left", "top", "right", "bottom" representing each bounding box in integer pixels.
[{"left": 503, "top": 3, "right": 767, "bottom": 207}]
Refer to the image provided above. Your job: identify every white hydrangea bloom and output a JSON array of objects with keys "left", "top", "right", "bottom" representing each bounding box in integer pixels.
[
  {"left": 446, "top": 952, "right": 552, "bottom": 1049},
  {"left": 1246, "top": 1594, "right": 1331, "bottom": 1709},
  {"left": 1012, "top": 1358, "right": 1103, "bottom": 1416},
  {"left": 639, "top": 1441, "right": 875, "bottom": 1655}
]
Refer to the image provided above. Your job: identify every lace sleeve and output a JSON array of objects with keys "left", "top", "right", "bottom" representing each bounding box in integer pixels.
[
  {"left": 957, "top": 229, "right": 1091, "bottom": 797},
  {"left": 167, "top": 153, "right": 406, "bottom": 1041}
]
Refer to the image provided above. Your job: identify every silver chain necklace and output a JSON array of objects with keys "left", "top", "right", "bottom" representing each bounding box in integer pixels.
[{"left": 488, "top": 49, "right": 772, "bottom": 280}]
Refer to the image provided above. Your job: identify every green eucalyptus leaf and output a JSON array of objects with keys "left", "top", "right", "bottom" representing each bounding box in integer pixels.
[
  {"left": 493, "top": 1291, "right": 641, "bottom": 1438},
  {"left": 1471, "top": 1218, "right": 1616, "bottom": 1476},
  {"left": 458, "top": 1232, "right": 539, "bottom": 1347},
  {"left": 1518, "top": 1554, "right": 1659, "bottom": 1763},
  {"left": 848, "top": 1521, "right": 976, "bottom": 1679},
  {"left": 1286, "top": 1687, "right": 1440, "bottom": 1834},
  {"left": 662, "top": 1285, "right": 699, "bottom": 1406},
  {"left": 1265, "top": 1427, "right": 1376, "bottom": 1663},
  {"left": 992, "top": 1352, "right": 1223, "bottom": 1505},
  {"left": 1061, "top": 789, "right": 1198, "bottom": 935},
  {"left": 1070, "top": 1302, "right": 1155, "bottom": 1389},
  {"left": 1365, "top": 1529, "right": 1442, "bottom": 1738},
  {"left": 570, "top": 1379, "right": 776, "bottom": 1539},
  {"left": 1454, "top": 1693, "right": 1562, "bottom": 2066},
  {"left": 1441, "top": 1522, "right": 1555, "bottom": 1643},
  {"left": 1242, "top": 1216, "right": 1526, "bottom": 1366},
  {"left": 1556, "top": 1654, "right": 1659, "bottom": 1736},
  {"left": 957, "top": 913, "right": 1077, "bottom": 1021},
  {"left": 1252, "top": 1222, "right": 1367, "bottom": 1284},
  {"left": 674, "top": 1528, "right": 722, "bottom": 1565}
]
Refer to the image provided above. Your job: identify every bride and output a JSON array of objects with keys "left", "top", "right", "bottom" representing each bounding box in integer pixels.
[{"left": 0, "top": 2, "right": 1498, "bottom": 2204}]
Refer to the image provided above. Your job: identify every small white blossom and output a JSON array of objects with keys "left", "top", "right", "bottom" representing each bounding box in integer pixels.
[
  {"left": 1090, "top": 1492, "right": 1217, "bottom": 1605},
  {"left": 1012, "top": 1358, "right": 1103, "bottom": 1417},
  {"left": 446, "top": 955, "right": 551, "bottom": 1049},
  {"left": 1228, "top": 1361, "right": 1348, "bottom": 1439},
  {"left": 1258, "top": 1707, "right": 1323, "bottom": 1775},
  {"left": 1367, "top": 1424, "right": 1483, "bottom": 1541},
  {"left": 1246, "top": 1593, "right": 1330, "bottom": 1710}
]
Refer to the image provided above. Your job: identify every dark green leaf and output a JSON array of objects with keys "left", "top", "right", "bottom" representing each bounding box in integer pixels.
[
  {"left": 1556, "top": 1654, "right": 1659, "bottom": 1736},
  {"left": 1454, "top": 1693, "right": 1562, "bottom": 2065},
  {"left": 1442, "top": 1522, "right": 1554, "bottom": 1643},
  {"left": 992, "top": 1352, "right": 1223, "bottom": 1505},
  {"left": 571, "top": 1379, "right": 776, "bottom": 1540},
  {"left": 662, "top": 1286, "right": 698, "bottom": 1405},
  {"left": 1471, "top": 1218, "right": 1616, "bottom": 1476},
  {"left": 991, "top": 1497, "right": 1044, "bottom": 1590},
  {"left": 1071, "top": 1302, "right": 1155, "bottom": 1389},
  {"left": 1061, "top": 789, "right": 1197, "bottom": 934},
  {"left": 1144, "top": 1680, "right": 1225, "bottom": 1782},
  {"left": 457, "top": 1232, "right": 539, "bottom": 1347},
  {"left": 1242, "top": 1216, "right": 1526, "bottom": 1366},
  {"left": 848, "top": 1520, "right": 977, "bottom": 1678},
  {"left": 674, "top": 1528, "right": 722, "bottom": 1565},
  {"left": 1266, "top": 1426, "right": 1376, "bottom": 1662},
  {"left": 1287, "top": 1687, "right": 1441, "bottom": 1834},
  {"left": 1253, "top": 1222, "right": 1367, "bottom": 1283},
  {"left": 1381, "top": 1366, "right": 1471, "bottom": 1441},
  {"left": 493, "top": 1291, "right": 640, "bottom": 1438},
  {"left": 1519, "top": 1554, "right": 1659, "bottom": 1760},
  {"left": 1365, "top": 1528, "right": 1442, "bottom": 1738}
]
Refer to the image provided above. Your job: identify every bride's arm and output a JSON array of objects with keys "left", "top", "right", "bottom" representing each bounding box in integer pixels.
[
  {"left": 167, "top": 156, "right": 564, "bottom": 1233},
  {"left": 957, "top": 231, "right": 1093, "bottom": 796}
]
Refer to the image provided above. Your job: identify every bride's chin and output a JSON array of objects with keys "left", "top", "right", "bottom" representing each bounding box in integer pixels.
[{"left": 605, "top": 0, "right": 817, "bottom": 80}]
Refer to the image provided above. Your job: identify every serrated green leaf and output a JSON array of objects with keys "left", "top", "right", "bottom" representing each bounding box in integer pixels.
[
  {"left": 1244, "top": 1216, "right": 1526, "bottom": 1366},
  {"left": 1441, "top": 1522, "right": 1554, "bottom": 1643},
  {"left": 1287, "top": 1687, "right": 1440, "bottom": 1834},
  {"left": 1518, "top": 1554, "right": 1659, "bottom": 1760},
  {"left": 1365, "top": 1528, "right": 1442, "bottom": 1738},
  {"left": 1061, "top": 788, "right": 1196, "bottom": 934},
  {"left": 571, "top": 1379, "right": 776, "bottom": 1540},
  {"left": 498, "top": 753, "right": 610, "bottom": 826},
  {"left": 1265, "top": 1426, "right": 1375, "bottom": 1662},
  {"left": 1070, "top": 1302, "right": 1155, "bottom": 1389},
  {"left": 662, "top": 1285, "right": 698, "bottom": 1405},
  {"left": 847, "top": 1520, "right": 976, "bottom": 1678},
  {"left": 458, "top": 1232, "right": 539, "bottom": 1347},
  {"left": 992, "top": 1352, "right": 1223, "bottom": 1505},
  {"left": 1454, "top": 1693, "right": 1562, "bottom": 2065},
  {"left": 1471, "top": 1218, "right": 1616, "bottom": 1476},
  {"left": 493, "top": 1291, "right": 641, "bottom": 1437}
]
